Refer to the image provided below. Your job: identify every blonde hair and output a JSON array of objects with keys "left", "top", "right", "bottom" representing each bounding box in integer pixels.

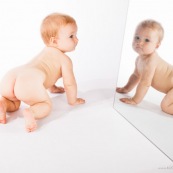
[
  {"left": 40, "top": 12, "right": 76, "bottom": 45},
  {"left": 136, "top": 19, "right": 164, "bottom": 42}
]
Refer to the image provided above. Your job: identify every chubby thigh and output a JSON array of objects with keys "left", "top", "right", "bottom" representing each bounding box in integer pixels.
[{"left": 161, "top": 88, "right": 173, "bottom": 114}]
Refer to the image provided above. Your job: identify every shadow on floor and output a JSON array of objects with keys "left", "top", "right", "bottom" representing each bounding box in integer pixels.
[{"left": 5, "top": 87, "right": 114, "bottom": 130}]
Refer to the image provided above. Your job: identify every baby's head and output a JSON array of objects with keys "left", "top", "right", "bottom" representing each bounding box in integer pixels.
[
  {"left": 135, "top": 19, "right": 164, "bottom": 43},
  {"left": 133, "top": 19, "right": 164, "bottom": 55},
  {"left": 40, "top": 13, "right": 77, "bottom": 46}
]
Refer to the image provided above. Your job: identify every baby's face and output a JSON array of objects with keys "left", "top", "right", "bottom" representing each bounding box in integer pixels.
[
  {"left": 56, "top": 24, "right": 78, "bottom": 52},
  {"left": 132, "top": 27, "right": 160, "bottom": 56}
]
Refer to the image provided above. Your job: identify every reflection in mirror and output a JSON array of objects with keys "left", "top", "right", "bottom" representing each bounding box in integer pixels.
[{"left": 114, "top": 0, "right": 173, "bottom": 161}]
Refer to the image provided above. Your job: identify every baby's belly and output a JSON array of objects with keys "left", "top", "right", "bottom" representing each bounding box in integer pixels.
[{"left": 152, "top": 80, "right": 173, "bottom": 93}]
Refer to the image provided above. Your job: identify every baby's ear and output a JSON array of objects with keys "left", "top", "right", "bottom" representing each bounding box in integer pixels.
[
  {"left": 156, "top": 42, "right": 161, "bottom": 49},
  {"left": 49, "top": 37, "right": 58, "bottom": 44}
]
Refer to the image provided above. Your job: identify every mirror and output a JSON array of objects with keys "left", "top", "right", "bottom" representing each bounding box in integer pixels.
[{"left": 114, "top": 0, "right": 173, "bottom": 161}]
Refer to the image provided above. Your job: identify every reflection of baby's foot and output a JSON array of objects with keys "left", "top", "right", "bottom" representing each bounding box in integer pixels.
[
  {"left": 23, "top": 109, "right": 37, "bottom": 132},
  {"left": 0, "top": 101, "right": 6, "bottom": 124}
]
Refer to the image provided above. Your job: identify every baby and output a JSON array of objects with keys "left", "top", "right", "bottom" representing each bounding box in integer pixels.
[
  {"left": 116, "top": 19, "right": 173, "bottom": 115},
  {"left": 0, "top": 12, "right": 85, "bottom": 132}
]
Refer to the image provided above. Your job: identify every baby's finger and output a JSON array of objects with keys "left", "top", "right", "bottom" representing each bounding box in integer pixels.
[{"left": 120, "top": 98, "right": 136, "bottom": 105}]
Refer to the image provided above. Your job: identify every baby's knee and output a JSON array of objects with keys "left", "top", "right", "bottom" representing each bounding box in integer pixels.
[
  {"left": 160, "top": 99, "right": 167, "bottom": 111},
  {"left": 160, "top": 100, "right": 173, "bottom": 115},
  {"left": 40, "top": 99, "right": 52, "bottom": 115},
  {"left": 29, "top": 100, "right": 52, "bottom": 119},
  {"left": 46, "top": 99, "right": 52, "bottom": 111},
  {"left": 161, "top": 103, "right": 165, "bottom": 112},
  {"left": 14, "top": 100, "right": 21, "bottom": 110}
]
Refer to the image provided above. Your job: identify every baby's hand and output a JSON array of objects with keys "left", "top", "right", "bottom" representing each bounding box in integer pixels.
[
  {"left": 119, "top": 97, "right": 137, "bottom": 105},
  {"left": 116, "top": 87, "right": 128, "bottom": 93},
  {"left": 48, "top": 85, "right": 65, "bottom": 93},
  {"left": 72, "top": 98, "right": 85, "bottom": 106}
]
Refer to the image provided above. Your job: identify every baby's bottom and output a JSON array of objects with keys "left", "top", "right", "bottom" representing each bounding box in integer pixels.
[{"left": 161, "top": 89, "right": 173, "bottom": 115}]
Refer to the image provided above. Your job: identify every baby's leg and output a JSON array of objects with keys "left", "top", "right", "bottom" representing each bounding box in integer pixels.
[
  {"left": 0, "top": 71, "right": 21, "bottom": 123},
  {"left": 0, "top": 100, "right": 6, "bottom": 124},
  {"left": 161, "top": 88, "right": 173, "bottom": 115},
  {"left": 0, "top": 97, "right": 21, "bottom": 124},
  {"left": 14, "top": 73, "right": 52, "bottom": 132},
  {"left": 23, "top": 98, "right": 52, "bottom": 132}
]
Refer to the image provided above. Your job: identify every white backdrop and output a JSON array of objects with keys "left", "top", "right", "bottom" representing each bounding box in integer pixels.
[{"left": 0, "top": 0, "right": 129, "bottom": 91}]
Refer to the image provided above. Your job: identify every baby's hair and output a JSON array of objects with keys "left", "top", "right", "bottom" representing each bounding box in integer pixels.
[
  {"left": 40, "top": 12, "right": 76, "bottom": 45},
  {"left": 136, "top": 19, "right": 164, "bottom": 42}
]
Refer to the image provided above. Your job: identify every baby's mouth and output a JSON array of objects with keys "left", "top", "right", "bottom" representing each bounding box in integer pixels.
[{"left": 136, "top": 46, "right": 142, "bottom": 49}]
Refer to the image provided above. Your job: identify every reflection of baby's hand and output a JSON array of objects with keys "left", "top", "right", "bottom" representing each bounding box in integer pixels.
[
  {"left": 73, "top": 98, "right": 85, "bottom": 106},
  {"left": 116, "top": 87, "right": 128, "bottom": 93},
  {"left": 119, "top": 98, "right": 136, "bottom": 105}
]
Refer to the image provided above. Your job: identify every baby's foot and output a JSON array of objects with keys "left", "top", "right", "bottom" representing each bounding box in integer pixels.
[
  {"left": 0, "top": 101, "right": 6, "bottom": 124},
  {"left": 23, "top": 109, "right": 37, "bottom": 132}
]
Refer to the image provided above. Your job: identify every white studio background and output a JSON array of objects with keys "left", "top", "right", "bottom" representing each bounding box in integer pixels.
[
  {"left": 117, "top": 0, "right": 173, "bottom": 103},
  {"left": 0, "top": 0, "right": 129, "bottom": 91}
]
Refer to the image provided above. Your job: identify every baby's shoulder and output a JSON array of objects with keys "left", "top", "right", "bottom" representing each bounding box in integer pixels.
[{"left": 60, "top": 54, "right": 73, "bottom": 67}]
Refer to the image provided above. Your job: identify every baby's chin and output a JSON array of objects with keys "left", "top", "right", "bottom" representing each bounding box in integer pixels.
[
  {"left": 134, "top": 48, "right": 143, "bottom": 54},
  {"left": 62, "top": 47, "right": 76, "bottom": 53},
  {"left": 69, "top": 47, "right": 76, "bottom": 52}
]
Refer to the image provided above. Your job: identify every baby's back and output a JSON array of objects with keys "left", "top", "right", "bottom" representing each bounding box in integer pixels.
[{"left": 26, "top": 47, "right": 63, "bottom": 89}]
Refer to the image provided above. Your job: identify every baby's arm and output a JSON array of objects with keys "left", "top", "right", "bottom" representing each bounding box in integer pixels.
[
  {"left": 116, "top": 72, "right": 140, "bottom": 93},
  {"left": 62, "top": 56, "right": 85, "bottom": 105},
  {"left": 120, "top": 78, "right": 150, "bottom": 105},
  {"left": 121, "top": 60, "right": 155, "bottom": 105},
  {"left": 116, "top": 59, "right": 140, "bottom": 93}
]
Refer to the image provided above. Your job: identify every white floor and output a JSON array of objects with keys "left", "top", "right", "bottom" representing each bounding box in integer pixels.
[{"left": 0, "top": 79, "right": 172, "bottom": 173}]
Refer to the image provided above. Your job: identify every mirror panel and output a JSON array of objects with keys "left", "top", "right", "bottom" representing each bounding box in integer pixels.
[{"left": 114, "top": 0, "right": 173, "bottom": 161}]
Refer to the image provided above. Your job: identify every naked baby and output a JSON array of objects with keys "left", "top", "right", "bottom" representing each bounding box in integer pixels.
[
  {"left": 0, "top": 12, "right": 85, "bottom": 132},
  {"left": 116, "top": 19, "right": 173, "bottom": 115}
]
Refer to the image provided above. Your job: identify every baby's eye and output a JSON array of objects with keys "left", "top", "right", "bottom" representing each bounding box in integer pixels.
[
  {"left": 135, "top": 36, "right": 140, "bottom": 40},
  {"left": 69, "top": 35, "right": 74, "bottom": 38},
  {"left": 145, "top": 38, "right": 150, "bottom": 42}
]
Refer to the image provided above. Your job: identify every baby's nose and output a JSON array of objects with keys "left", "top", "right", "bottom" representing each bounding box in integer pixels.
[
  {"left": 137, "top": 40, "right": 144, "bottom": 45},
  {"left": 75, "top": 37, "right": 79, "bottom": 43}
]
